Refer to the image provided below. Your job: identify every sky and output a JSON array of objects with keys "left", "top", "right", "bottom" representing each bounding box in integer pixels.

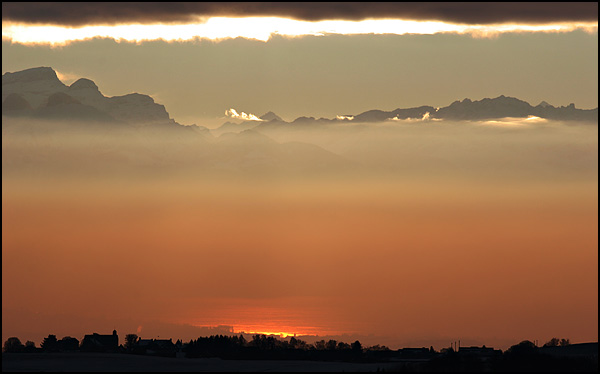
[
  {"left": 2, "top": 2, "right": 598, "bottom": 350},
  {"left": 2, "top": 2, "right": 598, "bottom": 127}
]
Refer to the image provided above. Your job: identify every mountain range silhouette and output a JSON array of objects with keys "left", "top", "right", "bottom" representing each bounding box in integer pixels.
[
  {"left": 2, "top": 67, "right": 178, "bottom": 127},
  {"left": 2, "top": 67, "right": 598, "bottom": 128}
]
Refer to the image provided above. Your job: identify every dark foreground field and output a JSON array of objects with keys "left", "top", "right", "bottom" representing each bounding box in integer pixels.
[{"left": 2, "top": 353, "right": 402, "bottom": 372}]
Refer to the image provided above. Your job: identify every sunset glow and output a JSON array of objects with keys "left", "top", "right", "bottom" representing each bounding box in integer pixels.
[
  {"left": 2, "top": 3, "right": 598, "bottom": 364},
  {"left": 2, "top": 17, "right": 597, "bottom": 46}
]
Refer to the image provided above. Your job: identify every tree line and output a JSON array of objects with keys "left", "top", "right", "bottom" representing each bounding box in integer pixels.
[
  {"left": 2, "top": 334, "right": 574, "bottom": 355},
  {"left": 4, "top": 333, "right": 598, "bottom": 371},
  {"left": 4, "top": 333, "right": 597, "bottom": 372}
]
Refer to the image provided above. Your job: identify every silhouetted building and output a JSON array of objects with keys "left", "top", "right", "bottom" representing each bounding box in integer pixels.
[
  {"left": 396, "top": 347, "right": 436, "bottom": 360},
  {"left": 58, "top": 336, "right": 79, "bottom": 351},
  {"left": 136, "top": 338, "right": 176, "bottom": 357},
  {"left": 81, "top": 330, "right": 118, "bottom": 352},
  {"left": 458, "top": 345, "right": 502, "bottom": 360}
]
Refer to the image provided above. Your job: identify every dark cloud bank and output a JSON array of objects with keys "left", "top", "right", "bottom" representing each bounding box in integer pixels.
[{"left": 2, "top": 2, "right": 598, "bottom": 26}]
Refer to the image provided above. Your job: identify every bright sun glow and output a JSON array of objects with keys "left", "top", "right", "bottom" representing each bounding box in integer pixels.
[
  {"left": 2, "top": 17, "right": 597, "bottom": 45},
  {"left": 231, "top": 324, "right": 346, "bottom": 338},
  {"left": 241, "top": 330, "right": 296, "bottom": 338},
  {"left": 190, "top": 324, "right": 337, "bottom": 339}
]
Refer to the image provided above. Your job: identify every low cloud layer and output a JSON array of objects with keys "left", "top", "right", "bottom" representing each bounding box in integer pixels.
[{"left": 2, "top": 2, "right": 597, "bottom": 26}]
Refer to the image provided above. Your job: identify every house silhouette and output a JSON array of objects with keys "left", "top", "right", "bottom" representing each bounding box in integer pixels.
[{"left": 81, "top": 330, "right": 118, "bottom": 352}]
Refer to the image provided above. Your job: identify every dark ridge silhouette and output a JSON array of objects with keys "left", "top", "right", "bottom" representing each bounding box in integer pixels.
[
  {"left": 2, "top": 66, "right": 185, "bottom": 128},
  {"left": 2, "top": 66, "right": 59, "bottom": 84},
  {"left": 349, "top": 96, "right": 597, "bottom": 123},
  {"left": 36, "top": 92, "right": 119, "bottom": 123},
  {"left": 353, "top": 105, "right": 437, "bottom": 122},
  {"left": 433, "top": 95, "right": 598, "bottom": 122},
  {"left": 3, "top": 67, "right": 597, "bottom": 136},
  {"left": 69, "top": 77, "right": 100, "bottom": 91},
  {"left": 259, "top": 111, "right": 284, "bottom": 122},
  {"left": 221, "top": 96, "right": 597, "bottom": 133},
  {"left": 2, "top": 93, "right": 33, "bottom": 114}
]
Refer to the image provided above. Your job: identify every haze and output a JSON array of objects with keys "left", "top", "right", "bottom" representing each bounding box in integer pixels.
[
  {"left": 2, "top": 2, "right": 598, "bottom": 352},
  {"left": 3, "top": 115, "right": 597, "bottom": 349}
]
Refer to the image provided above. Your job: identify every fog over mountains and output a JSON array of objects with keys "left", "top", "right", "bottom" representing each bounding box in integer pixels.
[{"left": 2, "top": 66, "right": 597, "bottom": 179}]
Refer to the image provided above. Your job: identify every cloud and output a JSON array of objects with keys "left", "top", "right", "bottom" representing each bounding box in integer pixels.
[
  {"left": 336, "top": 115, "right": 354, "bottom": 121},
  {"left": 389, "top": 111, "right": 440, "bottom": 122},
  {"left": 4, "top": 18, "right": 595, "bottom": 46},
  {"left": 2, "top": 3, "right": 597, "bottom": 26},
  {"left": 481, "top": 115, "right": 548, "bottom": 126},
  {"left": 225, "top": 108, "right": 264, "bottom": 121},
  {"left": 54, "top": 70, "right": 79, "bottom": 85}
]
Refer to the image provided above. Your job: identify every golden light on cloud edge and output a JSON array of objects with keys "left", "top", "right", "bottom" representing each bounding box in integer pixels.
[
  {"left": 225, "top": 108, "right": 264, "bottom": 121},
  {"left": 2, "top": 17, "right": 597, "bottom": 46}
]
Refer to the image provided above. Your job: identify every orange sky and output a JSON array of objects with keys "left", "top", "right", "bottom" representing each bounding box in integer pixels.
[
  {"left": 2, "top": 174, "right": 597, "bottom": 350},
  {"left": 1, "top": 2, "right": 598, "bottom": 354}
]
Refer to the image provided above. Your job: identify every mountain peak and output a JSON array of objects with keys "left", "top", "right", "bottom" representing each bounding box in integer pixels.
[
  {"left": 2, "top": 66, "right": 60, "bottom": 84},
  {"left": 260, "top": 111, "right": 283, "bottom": 122},
  {"left": 69, "top": 78, "right": 99, "bottom": 91},
  {"left": 3, "top": 66, "right": 177, "bottom": 125},
  {"left": 537, "top": 101, "right": 551, "bottom": 108}
]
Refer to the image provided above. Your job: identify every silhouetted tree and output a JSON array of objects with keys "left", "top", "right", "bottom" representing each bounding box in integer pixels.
[
  {"left": 313, "top": 339, "right": 326, "bottom": 350},
  {"left": 124, "top": 334, "right": 138, "bottom": 351},
  {"left": 505, "top": 340, "right": 537, "bottom": 357},
  {"left": 326, "top": 339, "right": 338, "bottom": 350},
  {"left": 41, "top": 334, "right": 58, "bottom": 352},
  {"left": 24, "top": 341, "right": 37, "bottom": 353},
  {"left": 367, "top": 344, "right": 390, "bottom": 351},
  {"left": 288, "top": 336, "right": 308, "bottom": 350},
  {"left": 3, "top": 337, "right": 24, "bottom": 353},
  {"left": 351, "top": 340, "right": 362, "bottom": 352},
  {"left": 58, "top": 336, "right": 79, "bottom": 351},
  {"left": 543, "top": 337, "right": 561, "bottom": 347},
  {"left": 250, "top": 334, "right": 277, "bottom": 350},
  {"left": 559, "top": 338, "right": 570, "bottom": 346}
]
